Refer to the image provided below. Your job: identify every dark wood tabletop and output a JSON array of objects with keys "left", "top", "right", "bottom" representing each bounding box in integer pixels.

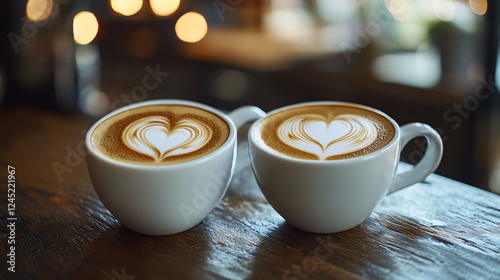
[{"left": 1, "top": 105, "right": 500, "bottom": 280}]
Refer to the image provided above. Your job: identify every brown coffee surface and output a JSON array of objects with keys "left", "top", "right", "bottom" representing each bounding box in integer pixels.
[
  {"left": 254, "top": 104, "right": 395, "bottom": 160},
  {"left": 91, "top": 105, "right": 230, "bottom": 165}
]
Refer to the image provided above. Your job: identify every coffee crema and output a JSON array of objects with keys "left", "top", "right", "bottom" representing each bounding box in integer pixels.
[
  {"left": 253, "top": 104, "right": 395, "bottom": 160},
  {"left": 91, "top": 105, "right": 230, "bottom": 165}
]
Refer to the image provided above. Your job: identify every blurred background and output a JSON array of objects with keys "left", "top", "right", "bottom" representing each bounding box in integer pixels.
[{"left": 0, "top": 0, "right": 499, "bottom": 193}]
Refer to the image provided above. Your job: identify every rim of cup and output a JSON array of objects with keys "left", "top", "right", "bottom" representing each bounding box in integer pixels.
[
  {"left": 85, "top": 99, "right": 237, "bottom": 170},
  {"left": 248, "top": 101, "right": 402, "bottom": 165}
]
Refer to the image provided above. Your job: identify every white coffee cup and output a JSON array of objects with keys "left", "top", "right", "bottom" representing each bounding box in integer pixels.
[
  {"left": 248, "top": 101, "right": 443, "bottom": 233},
  {"left": 85, "top": 99, "right": 265, "bottom": 235}
]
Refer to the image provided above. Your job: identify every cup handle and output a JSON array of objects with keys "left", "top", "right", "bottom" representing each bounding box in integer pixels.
[
  {"left": 388, "top": 123, "right": 443, "bottom": 194},
  {"left": 227, "top": 106, "right": 266, "bottom": 130}
]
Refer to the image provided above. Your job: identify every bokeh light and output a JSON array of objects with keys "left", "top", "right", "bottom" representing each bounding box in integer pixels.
[
  {"left": 110, "top": 0, "right": 143, "bottom": 16},
  {"left": 388, "top": 0, "right": 412, "bottom": 22},
  {"left": 150, "top": 0, "right": 180, "bottom": 17},
  {"left": 469, "top": 0, "right": 487, "bottom": 15},
  {"left": 175, "top": 12, "right": 208, "bottom": 43},
  {"left": 26, "top": 0, "right": 53, "bottom": 22},
  {"left": 73, "top": 11, "right": 99, "bottom": 45}
]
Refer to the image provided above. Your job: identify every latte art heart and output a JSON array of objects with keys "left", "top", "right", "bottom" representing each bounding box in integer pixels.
[
  {"left": 122, "top": 116, "right": 212, "bottom": 162},
  {"left": 277, "top": 114, "right": 379, "bottom": 160}
]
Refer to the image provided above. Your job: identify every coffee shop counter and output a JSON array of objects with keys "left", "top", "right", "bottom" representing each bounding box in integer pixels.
[{"left": 0, "top": 106, "right": 499, "bottom": 279}]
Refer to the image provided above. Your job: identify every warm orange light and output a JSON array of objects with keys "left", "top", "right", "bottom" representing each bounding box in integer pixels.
[
  {"left": 26, "top": 0, "right": 53, "bottom": 22},
  {"left": 73, "top": 11, "right": 99, "bottom": 45},
  {"left": 469, "top": 0, "right": 487, "bottom": 15},
  {"left": 175, "top": 12, "right": 208, "bottom": 43},
  {"left": 110, "top": 0, "right": 143, "bottom": 16},
  {"left": 151, "top": 0, "right": 180, "bottom": 17}
]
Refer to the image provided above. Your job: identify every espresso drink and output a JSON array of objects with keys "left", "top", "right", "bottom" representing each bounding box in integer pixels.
[
  {"left": 91, "top": 105, "right": 230, "bottom": 165},
  {"left": 253, "top": 104, "right": 395, "bottom": 160}
]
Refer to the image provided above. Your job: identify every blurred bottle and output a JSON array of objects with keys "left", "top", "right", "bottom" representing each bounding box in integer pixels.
[{"left": 0, "top": 0, "right": 78, "bottom": 111}]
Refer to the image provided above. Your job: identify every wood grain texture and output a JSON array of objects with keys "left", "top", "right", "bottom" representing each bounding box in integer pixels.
[{"left": 0, "top": 106, "right": 499, "bottom": 280}]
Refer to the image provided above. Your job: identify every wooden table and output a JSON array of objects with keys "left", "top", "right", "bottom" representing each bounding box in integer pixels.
[{"left": 1, "top": 106, "right": 499, "bottom": 280}]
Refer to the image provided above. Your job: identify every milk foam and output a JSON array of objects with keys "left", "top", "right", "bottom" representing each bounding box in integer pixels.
[
  {"left": 122, "top": 116, "right": 212, "bottom": 162},
  {"left": 277, "top": 114, "right": 379, "bottom": 160}
]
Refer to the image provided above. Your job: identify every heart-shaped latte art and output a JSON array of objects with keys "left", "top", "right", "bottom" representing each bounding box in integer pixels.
[
  {"left": 277, "top": 114, "right": 379, "bottom": 160},
  {"left": 122, "top": 116, "right": 212, "bottom": 162}
]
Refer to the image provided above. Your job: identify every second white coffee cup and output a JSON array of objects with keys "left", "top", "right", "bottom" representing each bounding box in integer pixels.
[{"left": 248, "top": 101, "right": 443, "bottom": 233}]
